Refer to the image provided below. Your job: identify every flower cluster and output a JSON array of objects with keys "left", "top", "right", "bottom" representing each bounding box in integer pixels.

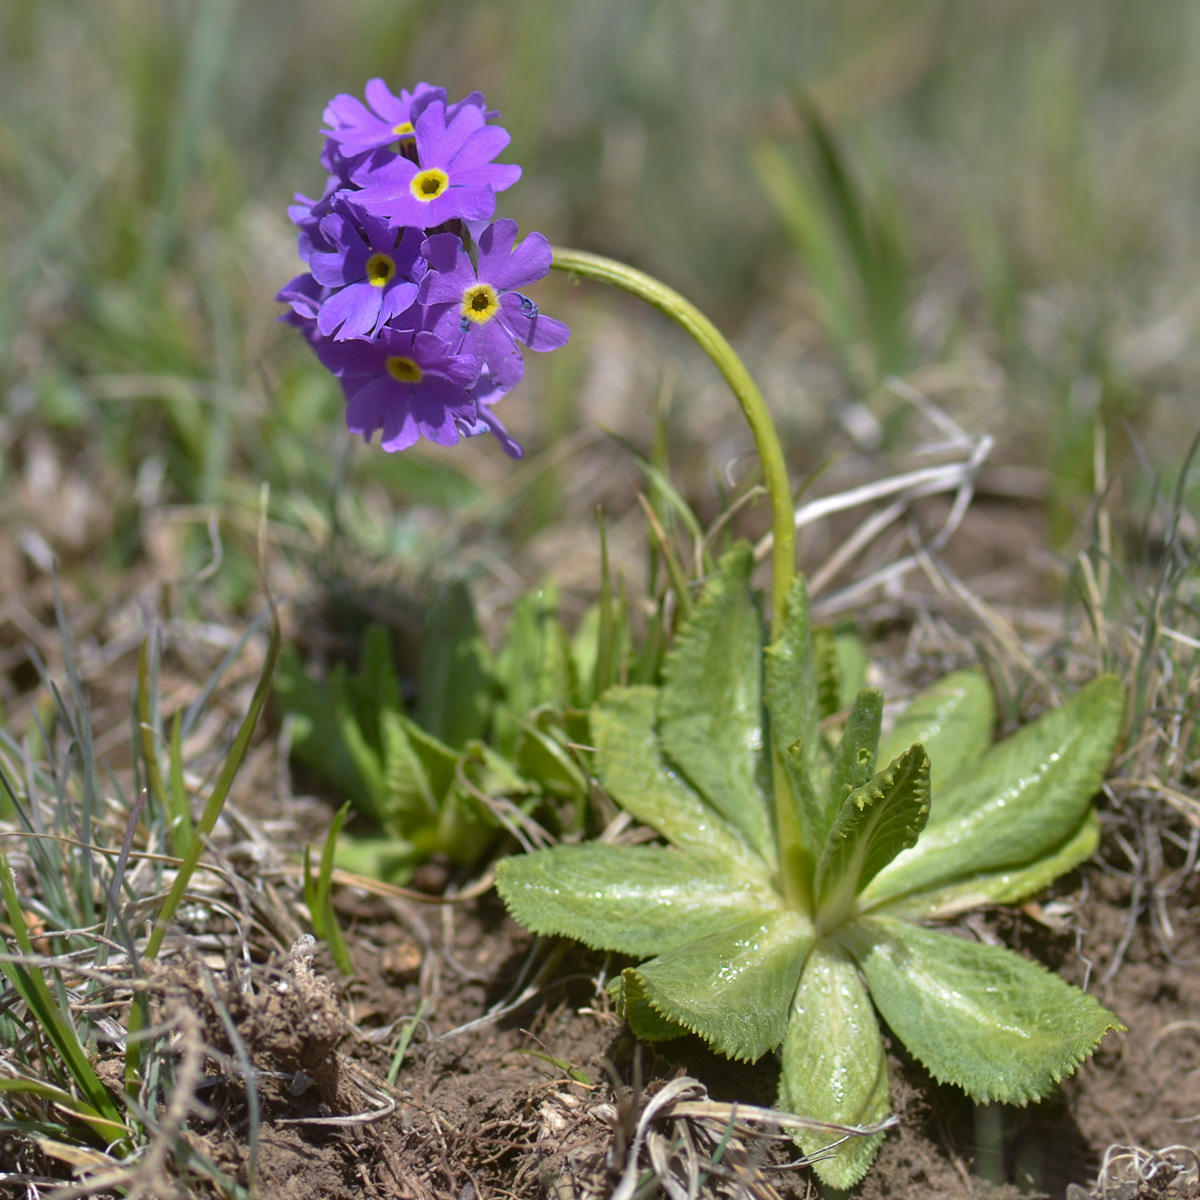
[{"left": 277, "top": 80, "right": 569, "bottom": 458}]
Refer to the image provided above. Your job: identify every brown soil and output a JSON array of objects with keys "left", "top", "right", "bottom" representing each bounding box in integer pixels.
[
  {"left": 2, "top": 437, "right": 1196, "bottom": 1200},
  {"left": 127, "top": 844, "right": 1199, "bottom": 1200}
]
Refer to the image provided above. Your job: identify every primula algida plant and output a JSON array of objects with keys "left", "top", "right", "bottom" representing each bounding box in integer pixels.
[
  {"left": 497, "top": 545, "right": 1125, "bottom": 1185},
  {"left": 281, "top": 80, "right": 1126, "bottom": 1189}
]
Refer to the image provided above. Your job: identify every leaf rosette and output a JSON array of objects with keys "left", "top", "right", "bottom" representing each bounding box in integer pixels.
[{"left": 496, "top": 543, "right": 1125, "bottom": 1187}]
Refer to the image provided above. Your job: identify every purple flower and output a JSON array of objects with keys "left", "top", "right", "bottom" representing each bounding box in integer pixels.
[
  {"left": 319, "top": 137, "right": 375, "bottom": 191},
  {"left": 309, "top": 203, "right": 426, "bottom": 340},
  {"left": 322, "top": 80, "right": 446, "bottom": 157},
  {"left": 419, "top": 220, "right": 571, "bottom": 389},
  {"left": 350, "top": 100, "right": 521, "bottom": 229},
  {"left": 275, "top": 272, "right": 332, "bottom": 347},
  {"left": 315, "top": 326, "right": 479, "bottom": 452},
  {"left": 280, "top": 80, "right": 573, "bottom": 459},
  {"left": 458, "top": 370, "right": 524, "bottom": 459}
]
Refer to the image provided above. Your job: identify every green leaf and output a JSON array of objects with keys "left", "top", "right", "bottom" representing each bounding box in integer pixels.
[
  {"left": 846, "top": 916, "right": 1123, "bottom": 1104},
  {"left": 379, "top": 710, "right": 437, "bottom": 823},
  {"left": 825, "top": 687, "right": 884, "bottom": 837},
  {"left": 764, "top": 574, "right": 822, "bottom": 845},
  {"left": 812, "top": 626, "right": 842, "bottom": 720},
  {"left": 877, "top": 670, "right": 995, "bottom": 789},
  {"left": 494, "top": 583, "right": 575, "bottom": 717},
  {"left": 592, "top": 686, "right": 761, "bottom": 871},
  {"left": 332, "top": 665, "right": 387, "bottom": 822},
  {"left": 860, "top": 676, "right": 1123, "bottom": 909},
  {"left": 764, "top": 574, "right": 819, "bottom": 760},
  {"left": 333, "top": 833, "right": 418, "bottom": 883},
  {"left": 389, "top": 715, "right": 458, "bottom": 821},
  {"left": 610, "top": 972, "right": 688, "bottom": 1042},
  {"left": 815, "top": 745, "right": 930, "bottom": 919},
  {"left": 514, "top": 713, "right": 588, "bottom": 798},
  {"left": 274, "top": 645, "right": 366, "bottom": 808},
  {"left": 354, "top": 624, "right": 402, "bottom": 731},
  {"left": 495, "top": 843, "right": 781, "bottom": 959},
  {"left": 416, "top": 581, "right": 494, "bottom": 749},
  {"left": 657, "top": 544, "right": 774, "bottom": 863},
  {"left": 880, "top": 809, "right": 1100, "bottom": 921},
  {"left": 628, "top": 909, "right": 813, "bottom": 1061},
  {"left": 463, "top": 739, "right": 534, "bottom": 797},
  {"left": 778, "top": 941, "right": 890, "bottom": 1188},
  {"left": 831, "top": 626, "right": 868, "bottom": 709}
]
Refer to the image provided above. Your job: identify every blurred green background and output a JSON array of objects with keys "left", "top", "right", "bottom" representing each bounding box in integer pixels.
[{"left": 2, "top": 0, "right": 1198, "bottom": 601}]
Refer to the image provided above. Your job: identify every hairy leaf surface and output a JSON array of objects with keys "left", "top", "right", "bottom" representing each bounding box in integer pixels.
[
  {"left": 815, "top": 744, "right": 930, "bottom": 915},
  {"left": 860, "top": 675, "right": 1122, "bottom": 908},
  {"left": 824, "top": 687, "right": 884, "bottom": 845},
  {"left": 628, "top": 909, "right": 813, "bottom": 1061},
  {"left": 846, "top": 917, "right": 1123, "bottom": 1103},
  {"left": 877, "top": 810, "right": 1099, "bottom": 920},
  {"left": 495, "top": 843, "right": 779, "bottom": 958},
  {"left": 611, "top": 972, "right": 688, "bottom": 1042},
  {"left": 657, "top": 544, "right": 774, "bottom": 863},
  {"left": 877, "top": 670, "right": 994, "bottom": 788},
  {"left": 764, "top": 575, "right": 823, "bottom": 841},
  {"left": 779, "top": 942, "right": 889, "bottom": 1187},
  {"left": 592, "top": 685, "right": 761, "bottom": 871}
]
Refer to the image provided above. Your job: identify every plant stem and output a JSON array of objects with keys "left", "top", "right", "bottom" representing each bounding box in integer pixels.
[{"left": 550, "top": 248, "right": 796, "bottom": 635}]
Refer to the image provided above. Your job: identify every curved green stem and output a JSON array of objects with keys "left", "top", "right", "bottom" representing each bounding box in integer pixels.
[{"left": 550, "top": 247, "right": 795, "bottom": 635}]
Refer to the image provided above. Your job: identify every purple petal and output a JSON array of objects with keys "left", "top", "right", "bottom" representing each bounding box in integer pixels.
[
  {"left": 314, "top": 336, "right": 383, "bottom": 377},
  {"left": 408, "top": 378, "right": 470, "bottom": 447},
  {"left": 418, "top": 234, "right": 475, "bottom": 305},
  {"left": 339, "top": 201, "right": 400, "bottom": 254},
  {"left": 275, "top": 272, "right": 325, "bottom": 318},
  {"left": 413, "top": 330, "right": 478, "bottom": 387},
  {"left": 346, "top": 376, "right": 416, "bottom": 448},
  {"left": 462, "top": 404, "right": 524, "bottom": 459},
  {"left": 377, "top": 280, "right": 421, "bottom": 326},
  {"left": 447, "top": 125, "right": 511, "bottom": 173},
  {"left": 323, "top": 92, "right": 373, "bottom": 131},
  {"left": 309, "top": 215, "right": 371, "bottom": 286},
  {"left": 363, "top": 78, "right": 406, "bottom": 123},
  {"left": 441, "top": 100, "right": 488, "bottom": 146},
  {"left": 452, "top": 162, "right": 522, "bottom": 192},
  {"left": 321, "top": 283, "right": 384, "bottom": 340},
  {"left": 478, "top": 224, "right": 552, "bottom": 291},
  {"left": 363, "top": 183, "right": 497, "bottom": 230},
  {"left": 346, "top": 146, "right": 406, "bottom": 189},
  {"left": 412, "top": 100, "right": 454, "bottom": 166},
  {"left": 499, "top": 292, "right": 571, "bottom": 351},
  {"left": 463, "top": 321, "right": 525, "bottom": 389},
  {"left": 476, "top": 219, "right": 519, "bottom": 260}
]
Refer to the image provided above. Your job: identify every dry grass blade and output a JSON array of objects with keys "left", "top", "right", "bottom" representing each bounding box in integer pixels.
[
  {"left": 751, "top": 384, "right": 995, "bottom": 619},
  {"left": 1071, "top": 1142, "right": 1200, "bottom": 1200},
  {"left": 601, "top": 1073, "right": 897, "bottom": 1200}
]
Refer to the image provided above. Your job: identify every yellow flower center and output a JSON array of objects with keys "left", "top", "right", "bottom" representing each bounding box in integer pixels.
[
  {"left": 366, "top": 252, "right": 396, "bottom": 288},
  {"left": 409, "top": 168, "right": 449, "bottom": 202},
  {"left": 461, "top": 283, "right": 500, "bottom": 325},
  {"left": 392, "top": 121, "right": 414, "bottom": 139},
  {"left": 386, "top": 355, "right": 423, "bottom": 384}
]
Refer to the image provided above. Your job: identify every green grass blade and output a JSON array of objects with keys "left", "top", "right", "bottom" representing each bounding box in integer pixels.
[
  {"left": 0, "top": 850, "right": 125, "bottom": 1135},
  {"left": 387, "top": 997, "right": 430, "bottom": 1086},
  {"left": 167, "top": 710, "right": 194, "bottom": 856},
  {"left": 593, "top": 509, "right": 617, "bottom": 700},
  {"left": 137, "top": 636, "right": 173, "bottom": 851},
  {"left": 144, "top": 601, "right": 281, "bottom": 961},
  {"left": 310, "top": 801, "right": 354, "bottom": 976},
  {"left": 0, "top": 1077, "right": 125, "bottom": 1142}
]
